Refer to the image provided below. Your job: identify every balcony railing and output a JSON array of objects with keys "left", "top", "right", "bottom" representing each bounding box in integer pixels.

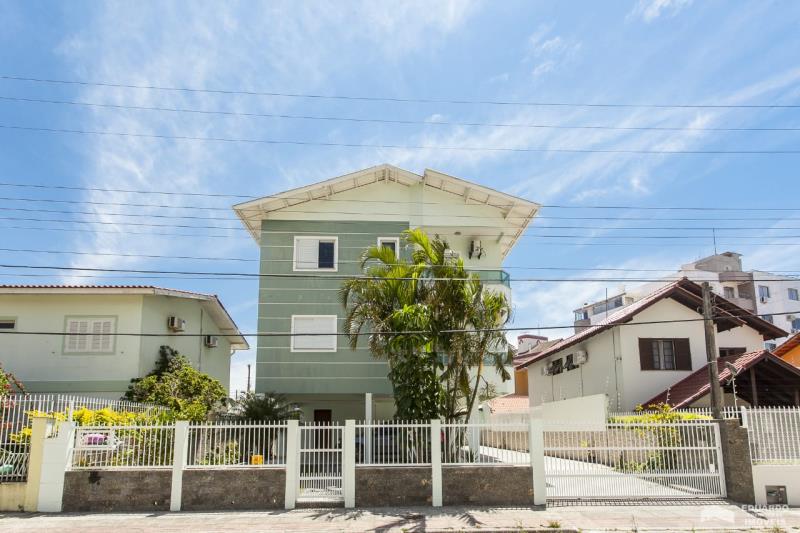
[{"left": 477, "top": 269, "right": 511, "bottom": 288}]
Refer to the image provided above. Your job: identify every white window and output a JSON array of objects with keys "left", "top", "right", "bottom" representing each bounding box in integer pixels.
[
  {"left": 291, "top": 315, "right": 337, "bottom": 352},
  {"left": 377, "top": 237, "right": 400, "bottom": 259},
  {"left": 293, "top": 236, "right": 338, "bottom": 271},
  {"left": 723, "top": 287, "right": 735, "bottom": 299},
  {"left": 789, "top": 288, "right": 799, "bottom": 301},
  {"left": 758, "top": 285, "right": 770, "bottom": 300},
  {"left": 64, "top": 316, "right": 116, "bottom": 354},
  {"left": 0, "top": 318, "right": 16, "bottom": 330}
]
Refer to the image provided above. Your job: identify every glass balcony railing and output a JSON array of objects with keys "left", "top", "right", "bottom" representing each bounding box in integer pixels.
[{"left": 477, "top": 269, "right": 511, "bottom": 288}]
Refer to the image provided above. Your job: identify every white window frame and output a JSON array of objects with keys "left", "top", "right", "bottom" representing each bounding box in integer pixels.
[
  {"left": 0, "top": 317, "right": 17, "bottom": 331},
  {"left": 290, "top": 315, "right": 338, "bottom": 352},
  {"left": 293, "top": 236, "right": 338, "bottom": 272},
  {"left": 63, "top": 316, "right": 117, "bottom": 355},
  {"left": 377, "top": 237, "right": 400, "bottom": 259},
  {"left": 788, "top": 288, "right": 799, "bottom": 301}
]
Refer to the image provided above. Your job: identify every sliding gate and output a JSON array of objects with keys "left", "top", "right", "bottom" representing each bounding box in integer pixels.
[
  {"left": 297, "top": 423, "right": 343, "bottom": 505},
  {"left": 544, "top": 421, "right": 726, "bottom": 500}
]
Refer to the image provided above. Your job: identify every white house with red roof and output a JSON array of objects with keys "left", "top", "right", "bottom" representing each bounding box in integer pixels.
[
  {"left": 0, "top": 285, "right": 248, "bottom": 398},
  {"left": 515, "top": 279, "right": 788, "bottom": 410}
]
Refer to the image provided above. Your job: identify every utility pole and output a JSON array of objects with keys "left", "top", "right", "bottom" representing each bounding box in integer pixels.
[
  {"left": 246, "top": 364, "right": 252, "bottom": 393},
  {"left": 702, "top": 282, "right": 724, "bottom": 419}
]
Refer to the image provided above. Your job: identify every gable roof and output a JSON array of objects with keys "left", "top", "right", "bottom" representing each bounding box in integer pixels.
[
  {"left": 642, "top": 349, "right": 800, "bottom": 408},
  {"left": 232, "top": 164, "right": 540, "bottom": 258},
  {"left": 0, "top": 285, "right": 249, "bottom": 350},
  {"left": 775, "top": 331, "right": 800, "bottom": 357},
  {"left": 515, "top": 278, "right": 787, "bottom": 369}
]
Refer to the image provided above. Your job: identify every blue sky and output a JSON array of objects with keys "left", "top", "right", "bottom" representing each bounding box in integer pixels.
[{"left": 1, "top": 0, "right": 799, "bottom": 393}]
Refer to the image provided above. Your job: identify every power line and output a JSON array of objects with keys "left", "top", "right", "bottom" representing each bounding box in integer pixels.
[
  {"left": 1, "top": 309, "right": 796, "bottom": 338},
  {"left": 4, "top": 208, "right": 800, "bottom": 234},
  {"left": 3, "top": 123, "right": 800, "bottom": 155},
  {"left": 1, "top": 263, "right": 797, "bottom": 283},
  {"left": 2, "top": 183, "right": 800, "bottom": 213},
  {"left": 3, "top": 74, "right": 800, "bottom": 109},
  {"left": 4, "top": 223, "right": 800, "bottom": 246},
  {"left": 1, "top": 247, "right": 799, "bottom": 274},
  {"left": 4, "top": 94, "right": 800, "bottom": 132}
]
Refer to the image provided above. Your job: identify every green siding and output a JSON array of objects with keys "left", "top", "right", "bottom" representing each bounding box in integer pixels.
[{"left": 256, "top": 220, "right": 408, "bottom": 396}]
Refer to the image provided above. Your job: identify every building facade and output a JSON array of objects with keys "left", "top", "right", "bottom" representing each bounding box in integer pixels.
[
  {"left": 573, "top": 252, "right": 800, "bottom": 347},
  {"left": 234, "top": 164, "right": 539, "bottom": 421},
  {"left": 519, "top": 279, "right": 786, "bottom": 410},
  {"left": 0, "top": 286, "right": 248, "bottom": 398}
]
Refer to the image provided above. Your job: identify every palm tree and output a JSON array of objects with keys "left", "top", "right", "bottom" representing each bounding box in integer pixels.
[
  {"left": 234, "top": 392, "right": 301, "bottom": 421},
  {"left": 341, "top": 228, "right": 513, "bottom": 422}
]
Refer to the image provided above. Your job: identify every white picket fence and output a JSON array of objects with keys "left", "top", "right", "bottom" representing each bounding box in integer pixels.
[
  {"left": 188, "top": 420, "right": 288, "bottom": 467},
  {"left": 744, "top": 407, "right": 800, "bottom": 465}
]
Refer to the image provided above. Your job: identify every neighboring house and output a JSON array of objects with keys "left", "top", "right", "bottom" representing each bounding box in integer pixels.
[
  {"left": 644, "top": 349, "right": 800, "bottom": 408},
  {"left": 572, "top": 252, "right": 800, "bottom": 347},
  {"left": 233, "top": 164, "right": 539, "bottom": 421},
  {"left": 0, "top": 285, "right": 248, "bottom": 398},
  {"left": 516, "top": 278, "right": 787, "bottom": 411},
  {"left": 775, "top": 332, "right": 800, "bottom": 368}
]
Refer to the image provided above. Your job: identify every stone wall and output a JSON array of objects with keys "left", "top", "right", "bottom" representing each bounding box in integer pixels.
[
  {"left": 719, "top": 419, "right": 755, "bottom": 504},
  {"left": 181, "top": 468, "right": 285, "bottom": 510},
  {"left": 62, "top": 470, "right": 171, "bottom": 512},
  {"left": 355, "top": 466, "right": 431, "bottom": 507},
  {"left": 442, "top": 465, "right": 534, "bottom": 506}
]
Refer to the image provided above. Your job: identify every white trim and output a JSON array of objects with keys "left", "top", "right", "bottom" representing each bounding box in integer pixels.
[
  {"left": 377, "top": 236, "right": 400, "bottom": 259},
  {"left": 290, "top": 314, "right": 338, "bottom": 352},
  {"left": 292, "top": 235, "right": 339, "bottom": 272}
]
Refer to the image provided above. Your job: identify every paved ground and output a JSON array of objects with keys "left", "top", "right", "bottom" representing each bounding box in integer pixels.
[{"left": 1, "top": 503, "right": 798, "bottom": 532}]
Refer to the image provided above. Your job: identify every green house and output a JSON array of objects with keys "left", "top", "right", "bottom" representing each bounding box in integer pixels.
[{"left": 234, "top": 164, "right": 539, "bottom": 421}]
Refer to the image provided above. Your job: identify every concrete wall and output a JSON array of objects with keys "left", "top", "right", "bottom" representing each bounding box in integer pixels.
[
  {"left": 442, "top": 466, "right": 534, "bottom": 506},
  {"left": 140, "top": 295, "right": 233, "bottom": 393},
  {"left": 62, "top": 470, "right": 171, "bottom": 512},
  {"left": 354, "top": 466, "right": 432, "bottom": 507},
  {"left": 181, "top": 468, "right": 285, "bottom": 510},
  {"left": 752, "top": 465, "right": 800, "bottom": 506},
  {"left": 0, "top": 294, "right": 144, "bottom": 395},
  {"left": 0, "top": 482, "right": 26, "bottom": 512}
]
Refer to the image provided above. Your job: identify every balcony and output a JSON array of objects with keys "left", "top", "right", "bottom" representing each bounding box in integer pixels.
[{"left": 477, "top": 269, "right": 511, "bottom": 288}]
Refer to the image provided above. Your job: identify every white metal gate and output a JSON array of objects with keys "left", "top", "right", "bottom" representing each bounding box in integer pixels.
[
  {"left": 297, "top": 424, "right": 343, "bottom": 504},
  {"left": 544, "top": 421, "right": 726, "bottom": 500}
]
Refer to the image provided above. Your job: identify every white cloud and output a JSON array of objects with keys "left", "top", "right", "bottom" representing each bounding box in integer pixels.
[
  {"left": 628, "top": 0, "right": 694, "bottom": 23},
  {"left": 524, "top": 24, "right": 581, "bottom": 79}
]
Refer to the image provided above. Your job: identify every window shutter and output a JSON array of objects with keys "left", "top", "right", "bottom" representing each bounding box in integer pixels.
[
  {"left": 639, "top": 338, "right": 655, "bottom": 370},
  {"left": 295, "top": 238, "right": 318, "bottom": 269},
  {"left": 674, "top": 338, "right": 692, "bottom": 370},
  {"left": 318, "top": 241, "right": 335, "bottom": 269},
  {"left": 292, "top": 316, "right": 337, "bottom": 351},
  {"left": 100, "top": 320, "right": 113, "bottom": 351},
  {"left": 67, "top": 320, "right": 80, "bottom": 352}
]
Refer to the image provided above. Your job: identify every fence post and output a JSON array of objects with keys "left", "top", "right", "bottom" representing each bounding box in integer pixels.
[
  {"left": 430, "top": 419, "right": 442, "bottom": 507},
  {"left": 23, "top": 416, "right": 54, "bottom": 511},
  {"left": 529, "top": 413, "right": 546, "bottom": 506},
  {"left": 284, "top": 419, "right": 299, "bottom": 510},
  {"left": 170, "top": 421, "right": 189, "bottom": 512},
  {"left": 36, "top": 421, "right": 76, "bottom": 512},
  {"left": 344, "top": 420, "right": 356, "bottom": 508}
]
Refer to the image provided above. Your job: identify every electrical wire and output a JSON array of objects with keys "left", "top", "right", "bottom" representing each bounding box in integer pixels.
[
  {"left": 3, "top": 74, "right": 800, "bottom": 109},
  {"left": 3, "top": 124, "right": 800, "bottom": 154},
  {"left": 4, "top": 94, "right": 800, "bottom": 132}
]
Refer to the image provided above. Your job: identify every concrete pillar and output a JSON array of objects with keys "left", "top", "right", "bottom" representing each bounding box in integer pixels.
[
  {"left": 430, "top": 420, "right": 442, "bottom": 507},
  {"left": 284, "top": 420, "right": 299, "bottom": 510},
  {"left": 36, "top": 421, "right": 76, "bottom": 512},
  {"left": 343, "top": 420, "right": 355, "bottom": 508},
  {"left": 170, "top": 421, "right": 190, "bottom": 512},
  {"left": 23, "top": 416, "right": 53, "bottom": 512},
  {"left": 529, "top": 413, "right": 546, "bottom": 506},
  {"left": 718, "top": 418, "right": 755, "bottom": 504}
]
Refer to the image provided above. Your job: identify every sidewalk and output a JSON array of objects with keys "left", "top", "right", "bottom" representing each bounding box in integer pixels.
[{"left": 1, "top": 503, "right": 798, "bottom": 532}]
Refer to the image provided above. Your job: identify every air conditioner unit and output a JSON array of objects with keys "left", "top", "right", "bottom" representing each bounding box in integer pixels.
[
  {"left": 575, "top": 350, "right": 589, "bottom": 365},
  {"left": 469, "top": 239, "right": 484, "bottom": 260},
  {"left": 204, "top": 335, "right": 219, "bottom": 348},
  {"left": 786, "top": 315, "right": 796, "bottom": 322},
  {"left": 541, "top": 365, "right": 552, "bottom": 376},
  {"left": 167, "top": 316, "right": 186, "bottom": 332}
]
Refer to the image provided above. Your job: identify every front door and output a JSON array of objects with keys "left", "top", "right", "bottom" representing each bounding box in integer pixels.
[{"left": 314, "top": 409, "right": 332, "bottom": 423}]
